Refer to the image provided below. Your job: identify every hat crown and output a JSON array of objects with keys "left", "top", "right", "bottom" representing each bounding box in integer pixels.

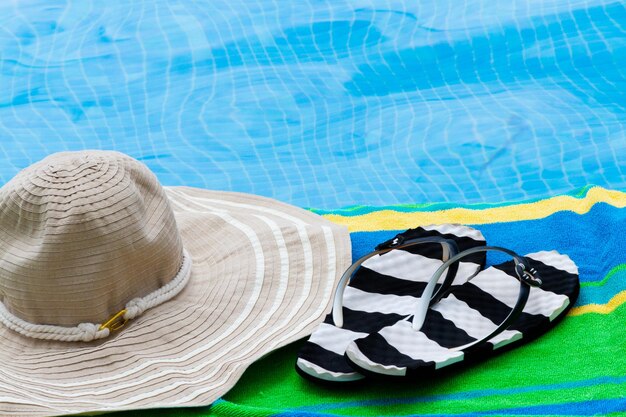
[{"left": 0, "top": 151, "right": 183, "bottom": 326}]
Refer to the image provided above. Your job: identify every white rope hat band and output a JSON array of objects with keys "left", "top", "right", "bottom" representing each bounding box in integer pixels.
[{"left": 0, "top": 249, "right": 193, "bottom": 342}]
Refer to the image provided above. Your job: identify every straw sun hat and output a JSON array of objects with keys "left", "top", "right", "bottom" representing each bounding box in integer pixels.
[{"left": 0, "top": 151, "right": 351, "bottom": 417}]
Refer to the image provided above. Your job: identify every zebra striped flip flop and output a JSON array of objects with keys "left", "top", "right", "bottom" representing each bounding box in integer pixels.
[
  {"left": 344, "top": 247, "right": 580, "bottom": 378},
  {"left": 296, "top": 225, "right": 487, "bottom": 382}
]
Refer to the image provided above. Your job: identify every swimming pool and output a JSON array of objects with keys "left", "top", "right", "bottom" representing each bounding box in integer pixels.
[{"left": 1, "top": 0, "right": 625, "bottom": 208}]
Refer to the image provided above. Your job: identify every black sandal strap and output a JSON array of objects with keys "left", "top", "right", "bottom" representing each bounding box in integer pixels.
[
  {"left": 411, "top": 246, "right": 543, "bottom": 350},
  {"left": 332, "top": 236, "right": 459, "bottom": 328}
]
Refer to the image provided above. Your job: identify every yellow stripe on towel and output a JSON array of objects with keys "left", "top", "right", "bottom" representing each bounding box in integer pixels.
[
  {"left": 324, "top": 187, "right": 626, "bottom": 232},
  {"left": 568, "top": 291, "right": 626, "bottom": 316}
]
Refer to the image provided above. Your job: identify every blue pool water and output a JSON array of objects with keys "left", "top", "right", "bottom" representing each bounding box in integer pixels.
[{"left": 0, "top": 0, "right": 625, "bottom": 208}]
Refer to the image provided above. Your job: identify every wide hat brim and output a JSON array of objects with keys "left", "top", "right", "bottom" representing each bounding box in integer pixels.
[{"left": 0, "top": 187, "right": 351, "bottom": 417}]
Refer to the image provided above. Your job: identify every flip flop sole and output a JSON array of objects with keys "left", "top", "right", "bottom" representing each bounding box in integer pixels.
[
  {"left": 296, "top": 224, "right": 486, "bottom": 383},
  {"left": 345, "top": 251, "right": 580, "bottom": 378}
]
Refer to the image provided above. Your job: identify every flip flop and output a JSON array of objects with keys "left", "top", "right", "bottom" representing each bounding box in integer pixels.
[
  {"left": 344, "top": 247, "right": 580, "bottom": 378},
  {"left": 296, "top": 225, "right": 487, "bottom": 382}
]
